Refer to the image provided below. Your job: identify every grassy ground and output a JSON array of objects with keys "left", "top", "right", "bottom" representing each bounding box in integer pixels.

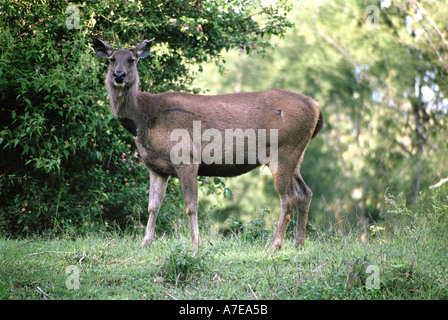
[{"left": 1, "top": 205, "right": 447, "bottom": 300}]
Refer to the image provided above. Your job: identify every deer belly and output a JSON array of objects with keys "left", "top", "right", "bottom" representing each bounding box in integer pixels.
[{"left": 198, "top": 163, "right": 260, "bottom": 177}]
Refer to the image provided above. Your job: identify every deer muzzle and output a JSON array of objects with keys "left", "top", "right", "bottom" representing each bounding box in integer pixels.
[{"left": 113, "top": 71, "right": 126, "bottom": 86}]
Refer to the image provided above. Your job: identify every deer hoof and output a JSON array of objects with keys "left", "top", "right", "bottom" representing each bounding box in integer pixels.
[
  {"left": 269, "top": 241, "right": 282, "bottom": 251},
  {"left": 140, "top": 236, "right": 153, "bottom": 248},
  {"left": 295, "top": 237, "right": 306, "bottom": 248}
]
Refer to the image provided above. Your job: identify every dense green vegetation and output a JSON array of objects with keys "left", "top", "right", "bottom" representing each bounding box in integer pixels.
[
  {"left": 1, "top": 0, "right": 448, "bottom": 301},
  {"left": 195, "top": 0, "right": 448, "bottom": 230}
]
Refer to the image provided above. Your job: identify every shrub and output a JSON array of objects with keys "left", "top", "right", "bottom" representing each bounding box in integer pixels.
[
  {"left": 157, "top": 244, "right": 215, "bottom": 285},
  {"left": 220, "top": 208, "right": 271, "bottom": 243}
]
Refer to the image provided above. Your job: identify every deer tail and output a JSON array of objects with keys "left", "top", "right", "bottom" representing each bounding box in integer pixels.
[{"left": 312, "top": 109, "right": 323, "bottom": 139}]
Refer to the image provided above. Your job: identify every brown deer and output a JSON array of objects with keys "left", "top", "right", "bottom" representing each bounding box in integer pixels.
[{"left": 93, "top": 37, "right": 323, "bottom": 250}]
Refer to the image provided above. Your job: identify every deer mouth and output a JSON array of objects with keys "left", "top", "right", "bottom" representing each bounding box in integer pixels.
[{"left": 113, "top": 80, "right": 126, "bottom": 87}]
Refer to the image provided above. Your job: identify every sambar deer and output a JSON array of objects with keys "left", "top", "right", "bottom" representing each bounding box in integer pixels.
[{"left": 93, "top": 37, "right": 323, "bottom": 250}]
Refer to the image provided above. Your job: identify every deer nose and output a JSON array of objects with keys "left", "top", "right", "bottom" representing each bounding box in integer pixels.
[{"left": 113, "top": 71, "right": 126, "bottom": 83}]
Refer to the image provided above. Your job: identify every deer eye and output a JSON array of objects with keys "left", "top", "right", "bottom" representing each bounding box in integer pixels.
[
  {"left": 128, "top": 58, "right": 136, "bottom": 64},
  {"left": 109, "top": 57, "right": 115, "bottom": 63}
]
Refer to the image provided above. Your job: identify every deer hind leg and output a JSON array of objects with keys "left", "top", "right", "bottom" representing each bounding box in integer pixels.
[
  {"left": 294, "top": 166, "right": 312, "bottom": 248},
  {"left": 270, "top": 150, "right": 312, "bottom": 250},
  {"left": 270, "top": 192, "right": 295, "bottom": 251},
  {"left": 142, "top": 170, "right": 168, "bottom": 247},
  {"left": 270, "top": 153, "right": 299, "bottom": 251}
]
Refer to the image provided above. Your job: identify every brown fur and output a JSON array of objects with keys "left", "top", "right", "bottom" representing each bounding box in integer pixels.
[{"left": 94, "top": 38, "right": 323, "bottom": 250}]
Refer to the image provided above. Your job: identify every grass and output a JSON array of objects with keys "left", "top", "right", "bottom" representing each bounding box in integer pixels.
[
  {"left": 1, "top": 191, "right": 447, "bottom": 300},
  {"left": 1, "top": 221, "right": 447, "bottom": 300}
]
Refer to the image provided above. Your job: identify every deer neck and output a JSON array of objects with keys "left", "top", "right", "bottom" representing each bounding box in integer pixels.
[
  {"left": 107, "top": 80, "right": 136, "bottom": 114},
  {"left": 106, "top": 79, "right": 146, "bottom": 136}
]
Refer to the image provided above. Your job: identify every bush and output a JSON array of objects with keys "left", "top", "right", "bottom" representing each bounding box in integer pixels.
[
  {"left": 157, "top": 244, "right": 215, "bottom": 285},
  {"left": 220, "top": 208, "right": 271, "bottom": 243},
  {"left": 0, "top": 0, "right": 293, "bottom": 236}
]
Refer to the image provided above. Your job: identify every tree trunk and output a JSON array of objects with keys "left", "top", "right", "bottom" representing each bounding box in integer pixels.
[{"left": 408, "top": 77, "right": 428, "bottom": 205}]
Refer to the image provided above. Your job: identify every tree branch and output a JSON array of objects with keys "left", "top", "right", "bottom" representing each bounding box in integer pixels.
[
  {"left": 419, "top": 20, "right": 448, "bottom": 73},
  {"left": 311, "top": 28, "right": 376, "bottom": 86},
  {"left": 413, "top": 0, "right": 448, "bottom": 49},
  {"left": 429, "top": 177, "right": 448, "bottom": 189}
]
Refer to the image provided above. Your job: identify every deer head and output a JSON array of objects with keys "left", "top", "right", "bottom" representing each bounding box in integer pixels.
[{"left": 93, "top": 37, "right": 154, "bottom": 89}]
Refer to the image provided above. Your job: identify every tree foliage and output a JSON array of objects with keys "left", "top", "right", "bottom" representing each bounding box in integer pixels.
[{"left": 194, "top": 0, "right": 448, "bottom": 229}]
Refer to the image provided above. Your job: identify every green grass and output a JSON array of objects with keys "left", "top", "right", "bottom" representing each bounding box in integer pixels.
[
  {"left": 2, "top": 190, "right": 447, "bottom": 300},
  {"left": 1, "top": 209, "right": 447, "bottom": 300}
]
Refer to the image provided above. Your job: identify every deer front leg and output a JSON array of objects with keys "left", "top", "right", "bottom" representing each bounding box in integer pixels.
[
  {"left": 177, "top": 165, "right": 200, "bottom": 249},
  {"left": 141, "top": 170, "right": 168, "bottom": 247}
]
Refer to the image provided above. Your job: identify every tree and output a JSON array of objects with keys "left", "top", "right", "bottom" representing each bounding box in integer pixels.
[{"left": 193, "top": 0, "right": 448, "bottom": 228}]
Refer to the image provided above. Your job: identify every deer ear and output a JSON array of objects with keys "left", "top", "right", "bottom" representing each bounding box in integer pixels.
[
  {"left": 93, "top": 37, "right": 113, "bottom": 58},
  {"left": 136, "top": 38, "right": 155, "bottom": 59}
]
